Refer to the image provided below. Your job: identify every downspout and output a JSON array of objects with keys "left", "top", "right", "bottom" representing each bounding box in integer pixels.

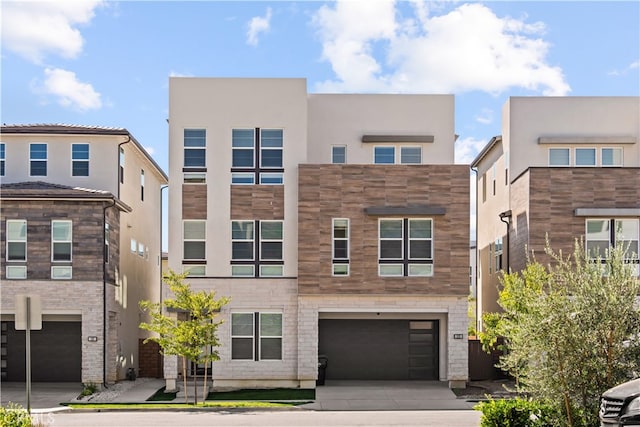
[
  {"left": 117, "top": 136, "right": 131, "bottom": 199},
  {"left": 102, "top": 199, "right": 116, "bottom": 388},
  {"left": 499, "top": 210, "right": 512, "bottom": 273},
  {"left": 471, "top": 166, "right": 480, "bottom": 332},
  {"left": 159, "top": 185, "right": 168, "bottom": 305}
]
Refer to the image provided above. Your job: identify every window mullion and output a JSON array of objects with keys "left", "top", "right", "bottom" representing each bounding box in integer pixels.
[
  {"left": 254, "top": 312, "right": 260, "bottom": 361},
  {"left": 403, "top": 218, "right": 409, "bottom": 276}
]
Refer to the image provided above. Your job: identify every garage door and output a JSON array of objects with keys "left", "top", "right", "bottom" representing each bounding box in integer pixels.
[
  {"left": 318, "top": 319, "right": 439, "bottom": 380},
  {"left": 2, "top": 321, "right": 81, "bottom": 382}
]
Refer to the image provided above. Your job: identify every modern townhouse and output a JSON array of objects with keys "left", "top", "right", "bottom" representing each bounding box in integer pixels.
[
  {"left": 0, "top": 124, "right": 168, "bottom": 384},
  {"left": 167, "top": 77, "right": 470, "bottom": 390},
  {"left": 471, "top": 97, "right": 640, "bottom": 328}
]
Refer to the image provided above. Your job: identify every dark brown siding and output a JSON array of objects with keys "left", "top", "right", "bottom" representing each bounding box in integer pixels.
[
  {"left": 298, "top": 164, "right": 470, "bottom": 296},
  {"left": 182, "top": 184, "right": 207, "bottom": 219},
  {"left": 230, "top": 185, "right": 285, "bottom": 220},
  {"left": 0, "top": 200, "right": 120, "bottom": 281}
]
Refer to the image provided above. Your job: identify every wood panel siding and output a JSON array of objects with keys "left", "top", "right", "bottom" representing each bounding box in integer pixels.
[
  {"left": 182, "top": 184, "right": 207, "bottom": 219},
  {"left": 230, "top": 185, "right": 285, "bottom": 220},
  {"left": 298, "top": 164, "right": 470, "bottom": 296}
]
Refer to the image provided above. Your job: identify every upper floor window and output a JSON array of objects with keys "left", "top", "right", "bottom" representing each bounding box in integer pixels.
[
  {"left": 549, "top": 148, "right": 570, "bottom": 166},
  {"left": 184, "top": 129, "right": 206, "bottom": 168},
  {"left": 231, "top": 312, "right": 282, "bottom": 361},
  {"left": 601, "top": 147, "right": 623, "bottom": 167},
  {"left": 494, "top": 237, "right": 503, "bottom": 271},
  {"left": 72, "top": 144, "right": 89, "bottom": 176},
  {"left": 231, "top": 220, "right": 283, "bottom": 277},
  {"left": 51, "top": 220, "right": 72, "bottom": 262},
  {"left": 30, "top": 143, "right": 47, "bottom": 176},
  {"left": 119, "top": 147, "right": 125, "bottom": 183},
  {"left": 586, "top": 218, "right": 639, "bottom": 276},
  {"left": 0, "top": 143, "right": 5, "bottom": 176},
  {"left": 332, "top": 219, "right": 349, "bottom": 276},
  {"left": 140, "top": 169, "right": 145, "bottom": 201},
  {"left": 374, "top": 146, "right": 422, "bottom": 164},
  {"left": 378, "top": 218, "right": 433, "bottom": 277},
  {"left": 332, "top": 146, "right": 346, "bottom": 164},
  {"left": 548, "top": 147, "right": 622, "bottom": 167},
  {"left": 575, "top": 148, "right": 596, "bottom": 166},
  {"left": 183, "top": 220, "right": 206, "bottom": 260},
  {"left": 231, "top": 128, "right": 283, "bottom": 185},
  {"left": 104, "top": 223, "right": 110, "bottom": 264},
  {"left": 7, "top": 220, "right": 27, "bottom": 262}
]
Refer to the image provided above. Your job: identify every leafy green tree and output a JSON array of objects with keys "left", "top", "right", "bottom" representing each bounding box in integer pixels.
[
  {"left": 480, "top": 240, "right": 640, "bottom": 426},
  {"left": 140, "top": 270, "right": 230, "bottom": 404}
]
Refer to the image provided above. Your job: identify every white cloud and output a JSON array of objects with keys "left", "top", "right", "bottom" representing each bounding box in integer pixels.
[
  {"left": 34, "top": 68, "right": 102, "bottom": 111},
  {"left": 608, "top": 59, "right": 640, "bottom": 76},
  {"left": 1, "top": 0, "right": 103, "bottom": 64},
  {"left": 475, "top": 108, "right": 493, "bottom": 125},
  {"left": 313, "top": 1, "right": 570, "bottom": 96},
  {"left": 247, "top": 7, "right": 272, "bottom": 46},
  {"left": 169, "top": 71, "right": 194, "bottom": 78},
  {"left": 455, "top": 136, "right": 488, "bottom": 164}
]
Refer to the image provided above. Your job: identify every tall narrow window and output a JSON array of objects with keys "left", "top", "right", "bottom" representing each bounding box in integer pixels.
[
  {"left": 374, "top": 147, "right": 395, "bottom": 164},
  {"left": 183, "top": 220, "right": 206, "bottom": 260},
  {"left": 104, "top": 223, "right": 110, "bottom": 264},
  {"left": 259, "top": 313, "right": 283, "bottom": 360},
  {"left": 72, "top": 143, "right": 89, "bottom": 176},
  {"left": 400, "top": 147, "right": 421, "bottom": 164},
  {"left": 184, "top": 129, "right": 206, "bottom": 168},
  {"left": 119, "top": 147, "right": 125, "bottom": 183},
  {"left": 7, "top": 220, "right": 27, "bottom": 262},
  {"left": 30, "top": 143, "right": 47, "bottom": 176},
  {"left": 0, "top": 143, "right": 5, "bottom": 176},
  {"left": 140, "top": 169, "right": 145, "bottom": 201},
  {"left": 332, "top": 219, "right": 349, "bottom": 276},
  {"left": 379, "top": 218, "right": 433, "bottom": 277},
  {"left": 260, "top": 221, "right": 283, "bottom": 277},
  {"left": 52, "top": 220, "right": 72, "bottom": 262},
  {"left": 494, "top": 237, "right": 503, "bottom": 271},
  {"left": 481, "top": 173, "right": 487, "bottom": 203},
  {"left": 260, "top": 129, "right": 283, "bottom": 169},
  {"left": 231, "top": 313, "right": 254, "bottom": 360},
  {"left": 332, "top": 146, "right": 346, "bottom": 164}
]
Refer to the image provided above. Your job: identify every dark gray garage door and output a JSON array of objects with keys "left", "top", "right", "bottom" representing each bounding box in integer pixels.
[
  {"left": 318, "top": 319, "right": 438, "bottom": 380},
  {"left": 2, "top": 321, "right": 81, "bottom": 382}
]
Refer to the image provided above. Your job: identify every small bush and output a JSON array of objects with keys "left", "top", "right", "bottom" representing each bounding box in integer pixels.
[
  {"left": 80, "top": 382, "right": 98, "bottom": 397},
  {"left": 0, "top": 402, "right": 32, "bottom": 427},
  {"left": 474, "top": 397, "right": 559, "bottom": 427}
]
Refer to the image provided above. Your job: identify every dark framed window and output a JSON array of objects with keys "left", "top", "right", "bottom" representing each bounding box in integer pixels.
[
  {"left": 140, "top": 169, "right": 145, "bottom": 201},
  {"left": 332, "top": 218, "right": 349, "bottom": 276},
  {"left": 379, "top": 218, "right": 433, "bottom": 277},
  {"left": 231, "top": 220, "right": 283, "bottom": 277},
  {"left": 51, "top": 220, "right": 72, "bottom": 262},
  {"left": 184, "top": 129, "right": 206, "bottom": 168},
  {"left": 0, "top": 143, "right": 5, "bottom": 176},
  {"left": 72, "top": 144, "right": 89, "bottom": 176},
  {"left": 231, "top": 312, "right": 282, "bottom": 361},
  {"left": 586, "top": 218, "right": 639, "bottom": 276},
  {"left": 30, "top": 143, "right": 47, "bottom": 176},
  {"left": 231, "top": 128, "right": 283, "bottom": 185}
]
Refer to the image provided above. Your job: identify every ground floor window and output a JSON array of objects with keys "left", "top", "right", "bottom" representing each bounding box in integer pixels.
[
  {"left": 231, "top": 312, "right": 282, "bottom": 361},
  {"left": 586, "top": 218, "right": 639, "bottom": 275}
]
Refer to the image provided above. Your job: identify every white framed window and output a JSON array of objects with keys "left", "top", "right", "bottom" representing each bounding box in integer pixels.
[
  {"left": 231, "top": 173, "right": 255, "bottom": 185},
  {"left": 30, "top": 143, "right": 47, "bottom": 176},
  {"left": 575, "top": 148, "right": 596, "bottom": 166},
  {"left": 231, "top": 221, "right": 254, "bottom": 262},
  {"left": 232, "top": 128, "right": 284, "bottom": 185},
  {"left": 183, "top": 264, "right": 206, "bottom": 277},
  {"left": 586, "top": 218, "right": 639, "bottom": 276},
  {"left": 332, "top": 218, "right": 349, "bottom": 276},
  {"left": 374, "top": 146, "right": 395, "bottom": 164},
  {"left": 51, "top": 266, "right": 72, "bottom": 280},
  {"left": 260, "top": 265, "right": 283, "bottom": 277},
  {"left": 400, "top": 146, "right": 422, "bottom": 164},
  {"left": 494, "top": 237, "right": 503, "bottom": 271},
  {"left": 131, "top": 239, "right": 137, "bottom": 253},
  {"left": 0, "top": 143, "right": 5, "bottom": 176},
  {"left": 379, "top": 218, "right": 433, "bottom": 277},
  {"left": 7, "top": 265, "right": 27, "bottom": 279},
  {"left": 71, "top": 143, "right": 89, "bottom": 177},
  {"left": 51, "top": 220, "right": 72, "bottom": 262},
  {"left": 231, "top": 312, "right": 283, "bottom": 361},
  {"left": 332, "top": 146, "right": 346, "bottom": 164},
  {"left": 549, "top": 148, "right": 570, "bottom": 166},
  {"left": 260, "top": 129, "right": 283, "bottom": 169},
  {"left": 231, "top": 220, "right": 283, "bottom": 277},
  {"left": 259, "top": 173, "right": 283, "bottom": 185},
  {"left": 140, "top": 169, "right": 145, "bottom": 201},
  {"left": 184, "top": 172, "right": 206, "bottom": 184},
  {"left": 184, "top": 129, "right": 206, "bottom": 168},
  {"left": 232, "top": 129, "right": 255, "bottom": 168},
  {"left": 260, "top": 221, "right": 283, "bottom": 261},
  {"left": 601, "top": 147, "right": 623, "bottom": 167},
  {"left": 7, "top": 220, "right": 27, "bottom": 262},
  {"left": 183, "top": 220, "right": 206, "bottom": 260},
  {"left": 231, "top": 265, "right": 254, "bottom": 277},
  {"left": 138, "top": 242, "right": 145, "bottom": 257}
]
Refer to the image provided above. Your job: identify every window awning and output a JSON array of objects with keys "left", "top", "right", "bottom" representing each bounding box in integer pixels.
[{"left": 574, "top": 208, "right": 640, "bottom": 217}]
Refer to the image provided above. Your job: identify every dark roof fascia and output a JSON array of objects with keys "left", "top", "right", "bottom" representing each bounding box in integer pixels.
[
  {"left": 470, "top": 135, "right": 502, "bottom": 168},
  {"left": 0, "top": 192, "right": 132, "bottom": 212},
  {"left": 1, "top": 125, "right": 168, "bottom": 183}
]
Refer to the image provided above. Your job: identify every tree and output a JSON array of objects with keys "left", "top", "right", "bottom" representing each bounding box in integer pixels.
[
  {"left": 139, "top": 270, "right": 230, "bottom": 404},
  {"left": 480, "top": 239, "right": 640, "bottom": 426}
]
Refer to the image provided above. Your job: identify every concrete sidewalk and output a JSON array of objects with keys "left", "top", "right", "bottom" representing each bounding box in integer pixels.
[{"left": 108, "top": 378, "right": 165, "bottom": 403}]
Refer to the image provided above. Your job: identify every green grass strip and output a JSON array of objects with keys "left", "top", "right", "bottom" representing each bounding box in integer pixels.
[{"left": 67, "top": 401, "right": 294, "bottom": 409}]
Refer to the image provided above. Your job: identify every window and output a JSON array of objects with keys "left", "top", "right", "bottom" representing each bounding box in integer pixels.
[
  {"left": 51, "top": 220, "right": 72, "bottom": 262},
  {"left": 332, "top": 219, "right": 349, "bottom": 276},
  {"left": 138, "top": 242, "right": 144, "bottom": 257},
  {"left": 183, "top": 220, "right": 206, "bottom": 260},
  {"left": 140, "top": 169, "right": 145, "bottom": 201},
  {"left": 482, "top": 173, "right": 487, "bottom": 203},
  {"left": 374, "top": 146, "right": 395, "bottom": 164},
  {"left": 400, "top": 147, "right": 421, "bottom": 164},
  {"left": 586, "top": 219, "right": 639, "bottom": 276},
  {"left": 6, "top": 265, "right": 26, "bottom": 279},
  {"left": 549, "top": 148, "right": 570, "bottom": 166},
  {"left": 379, "top": 218, "right": 433, "bottom": 277},
  {"left": 30, "top": 143, "right": 47, "bottom": 176},
  {"left": 71, "top": 144, "right": 89, "bottom": 176},
  {"left": 183, "top": 265, "right": 205, "bottom": 277},
  {"left": 0, "top": 143, "right": 5, "bottom": 176},
  {"left": 602, "top": 147, "right": 623, "bottom": 167},
  {"left": 184, "top": 173, "right": 206, "bottom": 184},
  {"left": 184, "top": 129, "right": 206, "bottom": 168},
  {"left": 231, "top": 312, "right": 282, "bottom": 361},
  {"left": 332, "top": 146, "right": 346, "bottom": 164},
  {"left": 231, "top": 220, "right": 284, "bottom": 277},
  {"left": 494, "top": 237, "right": 503, "bottom": 271},
  {"left": 119, "top": 147, "right": 125, "bottom": 183},
  {"left": 492, "top": 164, "right": 497, "bottom": 196},
  {"left": 104, "top": 224, "right": 110, "bottom": 264},
  {"left": 231, "top": 128, "right": 284, "bottom": 185},
  {"left": 51, "top": 266, "right": 72, "bottom": 280},
  {"left": 7, "top": 220, "right": 27, "bottom": 262},
  {"left": 575, "top": 148, "right": 596, "bottom": 166}
]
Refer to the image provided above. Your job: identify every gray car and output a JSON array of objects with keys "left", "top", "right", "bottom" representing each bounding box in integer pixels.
[{"left": 600, "top": 378, "right": 640, "bottom": 426}]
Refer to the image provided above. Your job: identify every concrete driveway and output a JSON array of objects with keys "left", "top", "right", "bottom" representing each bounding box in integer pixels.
[
  {"left": 0, "top": 382, "right": 82, "bottom": 410},
  {"left": 301, "top": 380, "right": 476, "bottom": 411}
]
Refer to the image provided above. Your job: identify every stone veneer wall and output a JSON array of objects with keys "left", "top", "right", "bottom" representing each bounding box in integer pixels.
[{"left": 298, "top": 164, "right": 470, "bottom": 296}]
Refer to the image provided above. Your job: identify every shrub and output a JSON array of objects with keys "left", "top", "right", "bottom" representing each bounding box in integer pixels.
[
  {"left": 0, "top": 402, "right": 32, "bottom": 427},
  {"left": 80, "top": 382, "right": 98, "bottom": 397},
  {"left": 475, "top": 397, "right": 559, "bottom": 427}
]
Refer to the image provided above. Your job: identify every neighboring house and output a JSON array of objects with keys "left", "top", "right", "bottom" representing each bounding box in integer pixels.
[
  {"left": 0, "top": 124, "right": 168, "bottom": 384},
  {"left": 471, "top": 97, "right": 640, "bottom": 330},
  {"left": 167, "top": 78, "right": 470, "bottom": 390}
]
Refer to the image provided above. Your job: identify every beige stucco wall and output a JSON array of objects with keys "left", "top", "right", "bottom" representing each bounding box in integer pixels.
[{"left": 307, "top": 94, "right": 455, "bottom": 164}]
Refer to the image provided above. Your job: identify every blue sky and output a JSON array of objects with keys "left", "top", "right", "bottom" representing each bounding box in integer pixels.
[{"left": 2, "top": 0, "right": 639, "bottom": 243}]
